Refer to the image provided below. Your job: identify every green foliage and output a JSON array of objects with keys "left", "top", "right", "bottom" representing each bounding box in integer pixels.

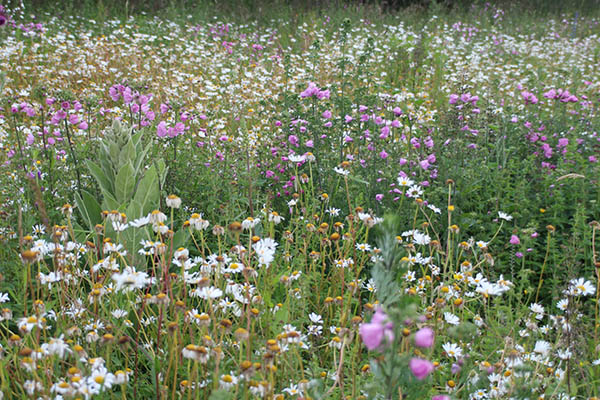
[{"left": 74, "top": 120, "right": 167, "bottom": 258}]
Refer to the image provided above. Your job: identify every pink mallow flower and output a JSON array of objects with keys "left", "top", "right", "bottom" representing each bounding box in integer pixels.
[
  {"left": 414, "top": 327, "right": 434, "bottom": 348},
  {"left": 521, "top": 90, "right": 538, "bottom": 105},
  {"left": 409, "top": 358, "right": 434, "bottom": 380},
  {"left": 359, "top": 308, "right": 394, "bottom": 350}
]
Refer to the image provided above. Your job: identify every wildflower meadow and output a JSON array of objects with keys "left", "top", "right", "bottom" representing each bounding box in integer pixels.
[{"left": 0, "top": 0, "right": 599, "bottom": 398}]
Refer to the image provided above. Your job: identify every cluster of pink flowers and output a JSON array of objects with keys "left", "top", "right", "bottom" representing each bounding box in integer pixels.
[
  {"left": 46, "top": 99, "right": 88, "bottom": 130},
  {"left": 156, "top": 103, "right": 195, "bottom": 138},
  {"left": 360, "top": 309, "right": 438, "bottom": 382},
  {"left": 299, "top": 82, "right": 330, "bottom": 99},
  {"left": 109, "top": 84, "right": 156, "bottom": 127},
  {"left": 543, "top": 88, "right": 578, "bottom": 103},
  {"left": 521, "top": 90, "right": 539, "bottom": 105}
]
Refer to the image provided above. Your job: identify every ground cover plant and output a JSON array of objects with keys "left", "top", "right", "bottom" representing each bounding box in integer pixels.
[{"left": 0, "top": 0, "right": 599, "bottom": 398}]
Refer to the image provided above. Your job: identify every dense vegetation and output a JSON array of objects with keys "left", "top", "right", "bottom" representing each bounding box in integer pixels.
[{"left": 0, "top": 0, "right": 599, "bottom": 398}]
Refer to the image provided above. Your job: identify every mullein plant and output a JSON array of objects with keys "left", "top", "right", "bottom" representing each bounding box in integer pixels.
[{"left": 74, "top": 119, "right": 171, "bottom": 264}]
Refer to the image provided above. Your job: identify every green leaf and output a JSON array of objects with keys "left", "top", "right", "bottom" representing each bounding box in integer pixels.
[
  {"left": 102, "top": 192, "right": 120, "bottom": 211},
  {"left": 133, "top": 164, "right": 160, "bottom": 215},
  {"left": 119, "top": 137, "right": 136, "bottom": 169},
  {"left": 172, "top": 228, "right": 189, "bottom": 250},
  {"left": 99, "top": 155, "right": 115, "bottom": 184},
  {"left": 126, "top": 199, "right": 143, "bottom": 220},
  {"left": 86, "top": 160, "right": 114, "bottom": 197},
  {"left": 109, "top": 141, "right": 121, "bottom": 167},
  {"left": 74, "top": 190, "right": 103, "bottom": 230},
  {"left": 115, "top": 161, "right": 136, "bottom": 203},
  {"left": 134, "top": 142, "right": 152, "bottom": 176}
]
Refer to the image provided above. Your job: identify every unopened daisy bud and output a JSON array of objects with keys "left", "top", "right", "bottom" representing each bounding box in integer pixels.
[{"left": 166, "top": 195, "right": 181, "bottom": 208}]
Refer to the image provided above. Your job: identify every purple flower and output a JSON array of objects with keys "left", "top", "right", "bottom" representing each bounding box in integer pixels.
[
  {"left": 510, "top": 235, "right": 520, "bottom": 245},
  {"left": 409, "top": 358, "right": 434, "bottom": 380},
  {"left": 300, "top": 82, "right": 320, "bottom": 98},
  {"left": 414, "top": 327, "right": 434, "bottom": 348},
  {"left": 451, "top": 363, "right": 461, "bottom": 374},
  {"left": 521, "top": 90, "right": 539, "bottom": 105},
  {"left": 288, "top": 135, "right": 299, "bottom": 147},
  {"left": 157, "top": 121, "right": 168, "bottom": 138},
  {"left": 359, "top": 308, "right": 394, "bottom": 350},
  {"left": 432, "top": 396, "right": 450, "bottom": 400}
]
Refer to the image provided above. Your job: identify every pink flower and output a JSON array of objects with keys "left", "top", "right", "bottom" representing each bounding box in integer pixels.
[
  {"left": 432, "top": 395, "right": 450, "bottom": 400},
  {"left": 521, "top": 90, "right": 538, "bottom": 105},
  {"left": 543, "top": 89, "right": 557, "bottom": 99},
  {"left": 510, "top": 235, "right": 520, "bottom": 245},
  {"left": 300, "top": 82, "right": 320, "bottom": 98},
  {"left": 157, "top": 121, "right": 168, "bottom": 138},
  {"left": 409, "top": 358, "right": 434, "bottom": 380},
  {"left": 359, "top": 308, "right": 394, "bottom": 350},
  {"left": 414, "top": 327, "right": 434, "bottom": 348}
]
